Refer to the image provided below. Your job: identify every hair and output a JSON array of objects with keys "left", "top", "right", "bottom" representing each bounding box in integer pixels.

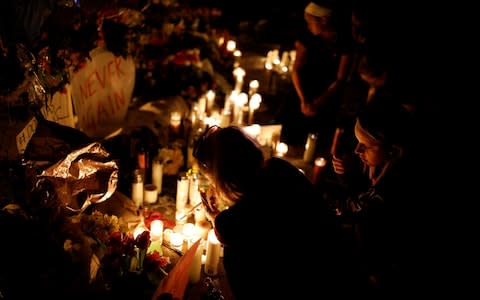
[
  {"left": 193, "top": 126, "right": 264, "bottom": 202},
  {"left": 356, "top": 102, "right": 413, "bottom": 148}
]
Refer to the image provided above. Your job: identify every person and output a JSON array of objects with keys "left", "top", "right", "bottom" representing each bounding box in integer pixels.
[
  {"left": 331, "top": 102, "right": 420, "bottom": 296},
  {"left": 290, "top": 1, "right": 351, "bottom": 153},
  {"left": 193, "top": 125, "right": 344, "bottom": 299}
]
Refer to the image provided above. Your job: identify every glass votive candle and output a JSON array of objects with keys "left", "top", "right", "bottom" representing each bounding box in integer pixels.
[{"left": 170, "top": 232, "right": 184, "bottom": 252}]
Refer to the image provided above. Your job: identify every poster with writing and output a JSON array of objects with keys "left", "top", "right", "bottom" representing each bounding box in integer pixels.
[
  {"left": 70, "top": 47, "right": 135, "bottom": 138},
  {"left": 41, "top": 84, "right": 76, "bottom": 128}
]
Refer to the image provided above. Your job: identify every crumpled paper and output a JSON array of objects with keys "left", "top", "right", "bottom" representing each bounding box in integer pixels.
[{"left": 39, "top": 142, "right": 118, "bottom": 212}]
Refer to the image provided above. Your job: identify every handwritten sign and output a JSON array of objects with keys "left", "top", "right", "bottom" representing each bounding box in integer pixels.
[
  {"left": 16, "top": 117, "right": 38, "bottom": 156},
  {"left": 70, "top": 47, "right": 135, "bottom": 138},
  {"left": 41, "top": 84, "right": 76, "bottom": 128}
]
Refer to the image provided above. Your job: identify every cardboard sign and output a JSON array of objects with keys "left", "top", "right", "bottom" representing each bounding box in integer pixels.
[
  {"left": 41, "top": 84, "right": 76, "bottom": 128},
  {"left": 16, "top": 117, "right": 38, "bottom": 156},
  {"left": 70, "top": 47, "right": 135, "bottom": 138}
]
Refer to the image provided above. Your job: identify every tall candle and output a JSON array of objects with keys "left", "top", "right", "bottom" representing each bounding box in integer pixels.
[
  {"left": 189, "top": 240, "right": 204, "bottom": 284},
  {"left": 189, "top": 172, "right": 201, "bottom": 207},
  {"left": 176, "top": 173, "right": 189, "bottom": 211},
  {"left": 303, "top": 133, "right": 318, "bottom": 163},
  {"left": 131, "top": 170, "right": 144, "bottom": 208},
  {"left": 248, "top": 93, "right": 262, "bottom": 124},
  {"left": 151, "top": 158, "right": 163, "bottom": 195},
  {"left": 205, "top": 229, "right": 221, "bottom": 276},
  {"left": 206, "top": 90, "right": 216, "bottom": 113},
  {"left": 248, "top": 80, "right": 259, "bottom": 95}
]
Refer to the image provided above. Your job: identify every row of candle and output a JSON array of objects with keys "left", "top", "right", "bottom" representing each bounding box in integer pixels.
[{"left": 133, "top": 219, "right": 220, "bottom": 283}]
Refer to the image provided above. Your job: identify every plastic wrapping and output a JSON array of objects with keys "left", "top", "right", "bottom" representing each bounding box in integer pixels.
[{"left": 39, "top": 142, "right": 119, "bottom": 212}]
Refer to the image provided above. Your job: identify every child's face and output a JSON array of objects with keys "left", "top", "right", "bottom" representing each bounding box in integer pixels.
[{"left": 354, "top": 120, "right": 386, "bottom": 167}]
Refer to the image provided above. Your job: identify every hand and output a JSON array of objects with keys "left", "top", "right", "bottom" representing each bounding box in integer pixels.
[
  {"left": 201, "top": 187, "right": 220, "bottom": 222},
  {"left": 301, "top": 102, "right": 317, "bottom": 117},
  {"left": 332, "top": 155, "right": 345, "bottom": 175}
]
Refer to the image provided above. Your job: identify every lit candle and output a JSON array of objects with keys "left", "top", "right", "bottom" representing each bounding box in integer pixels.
[
  {"left": 198, "top": 96, "right": 207, "bottom": 116},
  {"left": 163, "top": 228, "right": 173, "bottom": 244},
  {"left": 303, "top": 133, "right": 318, "bottom": 163},
  {"left": 233, "top": 67, "right": 245, "bottom": 92},
  {"left": 226, "top": 40, "right": 236, "bottom": 52},
  {"left": 312, "top": 157, "right": 327, "bottom": 184},
  {"left": 206, "top": 90, "right": 216, "bottom": 113},
  {"left": 248, "top": 93, "right": 262, "bottom": 124},
  {"left": 205, "top": 229, "right": 221, "bottom": 276},
  {"left": 248, "top": 80, "right": 259, "bottom": 95},
  {"left": 150, "top": 219, "right": 164, "bottom": 242},
  {"left": 170, "top": 111, "right": 182, "bottom": 134},
  {"left": 176, "top": 173, "right": 189, "bottom": 211},
  {"left": 183, "top": 223, "right": 201, "bottom": 249},
  {"left": 275, "top": 142, "right": 288, "bottom": 157},
  {"left": 133, "top": 223, "right": 148, "bottom": 240},
  {"left": 170, "top": 232, "right": 184, "bottom": 252},
  {"left": 189, "top": 173, "right": 201, "bottom": 207},
  {"left": 233, "top": 92, "right": 248, "bottom": 125}
]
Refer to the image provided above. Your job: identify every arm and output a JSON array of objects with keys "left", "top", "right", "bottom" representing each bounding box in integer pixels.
[
  {"left": 291, "top": 40, "right": 309, "bottom": 106},
  {"left": 312, "top": 53, "right": 351, "bottom": 107}
]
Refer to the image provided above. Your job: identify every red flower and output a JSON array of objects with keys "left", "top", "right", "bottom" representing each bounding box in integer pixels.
[{"left": 135, "top": 230, "right": 151, "bottom": 250}]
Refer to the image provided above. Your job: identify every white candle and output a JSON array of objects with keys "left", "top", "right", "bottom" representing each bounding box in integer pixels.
[
  {"left": 143, "top": 183, "right": 158, "bottom": 205},
  {"left": 170, "top": 232, "right": 184, "bottom": 252},
  {"left": 150, "top": 219, "right": 164, "bottom": 242},
  {"left": 248, "top": 93, "right": 262, "bottom": 124},
  {"left": 163, "top": 228, "right": 173, "bottom": 244},
  {"left": 176, "top": 173, "right": 189, "bottom": 211},
  {"left": 170, "top": 111, "right": 182, "bottom": 127},
  {"left": 189, "top": 173, "right": 201, "bottom": 207},
  {"left": 189, "top": 240, "right": 204, "bottom": 284},
  {"left": 198, "top": 96, "right": 207, "bottom": 116},
  {"left": 233, "top": 67, "right": 245, "bottom": 92},
  {"left": 248, "top": 80, "right": 259, "bottom": 95},
  {"left": 151, "top": 159, "right": 163, "bottom": 195},
  {"left": 205, "top": 229, "right": 221, "bottom": 276},
  {"left": 275, "top": 142, "right": 288, "bottom": 157},
  {"left": 131, "top": 171, "right": 144, "bottom": 208},
  {"left": 133, "top": 223, "right": 148, "bottom": 240},
  {"left": 226, "top": 40, "right": 236, "bottom": 52},
  {"left": 183, "top": 223, "right": 201, "bottom": 249}
]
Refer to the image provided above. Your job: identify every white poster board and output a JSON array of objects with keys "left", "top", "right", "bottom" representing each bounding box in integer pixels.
[{"left": 70, "top": 47, "right": 135, "bottom": 139}]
